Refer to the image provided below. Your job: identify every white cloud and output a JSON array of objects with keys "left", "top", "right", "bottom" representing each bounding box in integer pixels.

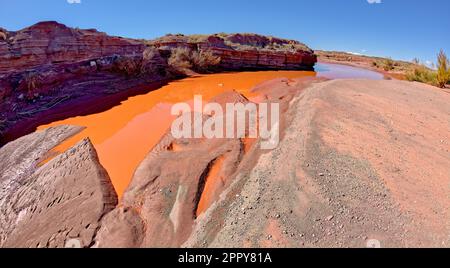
[
  {"left": 67, "top": 0, "right": 81, "bottom": 4},
  {"left": 367, "top": 0, "right": 382, "bottom": 4}
]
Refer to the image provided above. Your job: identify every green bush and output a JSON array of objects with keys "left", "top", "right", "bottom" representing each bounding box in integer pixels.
[
  {"left": 407, "top": 50, "right": 450, "bottom": 88},
  {"left": 383, "top": 58, "right": 395, "bottom": 71},
  {"left": 436, "top": 49, "right": 450, "bottom": 88},
  {"left": 406, "top": 66, "right": 437, "bottom": 85}
]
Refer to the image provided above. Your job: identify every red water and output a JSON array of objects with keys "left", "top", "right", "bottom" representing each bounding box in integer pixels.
[{"left": 38, "top": 71, "right": 316, "bottom": 198}]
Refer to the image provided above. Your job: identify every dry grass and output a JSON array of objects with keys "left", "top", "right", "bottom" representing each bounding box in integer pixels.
[
  {"left": 168, "top": 47, "right": 221, "bottom": 74},
  {"left": 0, "top": 117, "right": 6, "bottom": 134},
  {"left": 112, "top": 56, "right": 143, "bottom": 77},
  {"left": 19, "top": 72, "right": 41, "bottom": 99},
  {"left": 0, "top": 31, "right": 6, "bottom": 41},
  {"left": 406, "top": 50, "right": 450, "bottom": 88},
  {"left": 382, "top": 58, "right": 395, "bottom": 71},
  {"left": 190, "top": 50, "right": 221, "bottom": 72},
  {"left": 168, "top": 47, "right": 193, "bottom": 74},
  {"left": 112, "top": 48, "right": 166, "bottom": 77},
  {"left": 406, "top": 66, "right": 437, "bottom": 85}
]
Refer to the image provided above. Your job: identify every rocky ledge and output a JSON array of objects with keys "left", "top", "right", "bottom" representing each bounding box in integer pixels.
[{"left": 151, "top": 33, "right": 317, "bottom": 71}]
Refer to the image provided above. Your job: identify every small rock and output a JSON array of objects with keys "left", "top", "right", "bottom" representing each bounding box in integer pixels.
[{"left": 326, "top": 215, "right": 334, "bottom": 221}]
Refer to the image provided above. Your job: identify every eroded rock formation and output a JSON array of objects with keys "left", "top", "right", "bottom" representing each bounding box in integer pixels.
[
  {"left": 0, "top": 126, "right": 117, "bottom": 248},
  {"left": 94, "top": 91, "right": 251, "bottom": 248},
  {"left": 152, "top": 33, "right": 317, "bottom": 71},
  {"left": 0, "top": 21, "right": 145, "bottom": 73}
]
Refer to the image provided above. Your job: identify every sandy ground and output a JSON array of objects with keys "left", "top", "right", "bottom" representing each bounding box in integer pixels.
[
  {"left": 1, "top": 78, "right": 449, "bottom": 248},
  {"left": 184, "top": 79, "right": 450, "bottom": 248}
]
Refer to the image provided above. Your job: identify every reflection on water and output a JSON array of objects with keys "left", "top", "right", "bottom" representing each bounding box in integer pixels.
[{"left": 315, "top": 62, "right": 385, "bottom": 80}]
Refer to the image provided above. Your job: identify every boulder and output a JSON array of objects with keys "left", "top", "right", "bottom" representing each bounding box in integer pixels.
[{"left": 0, "top": 127, "right": 118, "bottom": 248}]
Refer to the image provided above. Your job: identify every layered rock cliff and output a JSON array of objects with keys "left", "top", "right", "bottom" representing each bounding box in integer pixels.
[
  {"left": 0, "top": 21, "right": 316, "bottom": 145},
  {"left": 0, "top": 21, "right": 145, "bottom": 73},
  {"left": 151, "top": 33, "right": 317, "bottom": 70}
]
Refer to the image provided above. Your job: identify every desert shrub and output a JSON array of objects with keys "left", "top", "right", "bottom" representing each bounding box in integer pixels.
[
  {"left": 190, "top": 50, "right": 221, "bottom": 72},
  {"left": 436, "top": 49, "right": 450, "bottom": 88},
  {"left": 168, "top": 47, "right": 221, "bottom": 74},
  {"left": 141, "top": 47, "right": 167, "bottom": 76},
  {"left": 188, "top": 34, "right": 209, "bottom": 43},
  {"left": 382, "top": 58, "right": 395, "bottom": 71},
  {"left": 20, "top": 72, "right": 41, "bottom": 99},
  {"left": 0, "top": 31, "right": 6, "bottom": 41},
  {"left": 112, "top": 56, "right": 143, "bottom": 77},
  {"left": 0, "top": 117, "right": 5, "bottom": 136},
  {"left": 143, "top": 48, "right": 156, "bottom": 62},
  {"left": 168, "top": 47, "right": 193, "bottom": 74},
  {"left": 406, "top": 66, "right": 437, "bottom": 85},
  {"left": 372, "top": 61, "right": 378, "bottom": 67}
]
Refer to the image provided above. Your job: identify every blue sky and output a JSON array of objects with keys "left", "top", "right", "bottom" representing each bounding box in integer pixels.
[{"left": 1, "top": 0, "right": 449, "bottom": 65}]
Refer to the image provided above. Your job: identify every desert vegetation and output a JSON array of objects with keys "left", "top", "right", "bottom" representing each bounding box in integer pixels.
[
  {"left": 405, "top": 65, "right": 437, "bottom": 85},
  {"left": 168, "top": 47, "right": 221, "bottom": 74},
  {"left": 19, "top": 72, "right": 42, "bottom": 100},
  {"left": 382, "top": 58, "right": 395, "bottom": 71},
  {"left": 436, "top": 50, "right": 450, "bottom": 88},
  {"left": 111, "top": 56, "right": 143, "bottom": 77},
  {"left": 111, "top": 47, "right": 165, "bottom": 78},
  {"left": 0, "top": 117, "right": 5, "bottom": 136},
  {"left": 406, "top": 50, "right": 450, "bottom": 88}
]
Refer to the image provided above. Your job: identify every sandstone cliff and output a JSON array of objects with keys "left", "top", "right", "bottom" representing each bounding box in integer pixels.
[
  {"left": 152, "top": 33, "right": 317, "bottom": 71},
  {"left": 0, "top": 22, "right": 316, "bottom": 146},
  {"left": 0, "top": 21, "right": 145, "bottom": 73}
]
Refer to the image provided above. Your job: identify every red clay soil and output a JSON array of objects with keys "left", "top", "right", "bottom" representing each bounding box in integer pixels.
[
  {"left": 2, "top": 75, "right": 449, "bottom": 248},
  {"left": 182, "top": 79, "right": 450, "bottom": 248}
]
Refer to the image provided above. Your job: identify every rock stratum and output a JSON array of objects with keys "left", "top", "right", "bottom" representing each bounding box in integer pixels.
[
  {"left": 1, "top": 77, "right": 449, "bottom": 248},
  {"left": 0, "top": 22, "right": 316, "bottom": 144},
  {"left": 0, "top": 21, "right": 146, "bottom": 73}
]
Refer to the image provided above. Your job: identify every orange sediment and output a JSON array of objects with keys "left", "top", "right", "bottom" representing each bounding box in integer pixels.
[
  {"left": 38, "top": 71, "right": 315, "bottom": 198},
  {"left": 196, "top": 156, "right": 226, "bottom": 217}
]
